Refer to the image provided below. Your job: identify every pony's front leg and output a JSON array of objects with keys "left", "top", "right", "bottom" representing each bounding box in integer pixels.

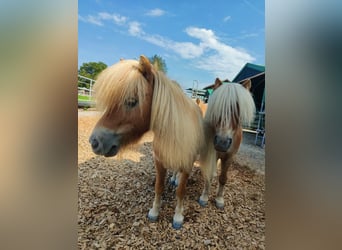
[
  {"left": 172, "top": 171, "right": 190, "bottom": 229},
  {"left": 215, "top": 157, "right": 232, "bottom": 209},
  {"left": 148, "top": 159, "right": 166, "bottom": 222}
]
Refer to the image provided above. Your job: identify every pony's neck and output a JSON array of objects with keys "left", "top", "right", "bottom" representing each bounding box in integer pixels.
[
  {"left": 150, "top": 72, "right": 186, "bottom": 135},
  {"left": 148, "top": 71, "right": 204, "bottom": 171}
]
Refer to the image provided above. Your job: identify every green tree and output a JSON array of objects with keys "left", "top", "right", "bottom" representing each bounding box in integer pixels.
[
  {"left": 78, "top": 61, "right": 107, "bottom": 80},
  {"left": 149, "top": 55, "right": 167, "bottom": 73}
]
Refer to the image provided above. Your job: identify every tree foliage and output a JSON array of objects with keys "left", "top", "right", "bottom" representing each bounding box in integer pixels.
[
  {"left": 149, "top": 55, "right": 167, "bottom": 74},
  {"left": 78, "top": 61, "right": 107, "bottom": 80}
]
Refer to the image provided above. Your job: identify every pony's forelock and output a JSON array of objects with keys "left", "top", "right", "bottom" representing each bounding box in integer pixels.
[
  {"left": 205, "top": 83, "right": 255, "bottom": 128},
  {"left": 93, "top": 60, "right": 149, "bottom": 115}
]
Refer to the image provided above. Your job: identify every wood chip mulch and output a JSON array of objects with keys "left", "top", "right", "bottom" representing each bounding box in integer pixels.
[{"left": 78, "top": 113, "right": 265, "bottom": 249}]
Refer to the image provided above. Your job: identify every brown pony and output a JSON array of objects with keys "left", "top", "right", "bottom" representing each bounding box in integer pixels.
[
  {"left": 89, "top": 56, "right": 205, "bottom": 229},
  {"left": 199, "top": 78, "right": 256, "bottom": 208}
]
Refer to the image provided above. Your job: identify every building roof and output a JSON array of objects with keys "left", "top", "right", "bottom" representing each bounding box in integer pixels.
[{"left": 232, "top": 63, "right": 265, "bottom": 82}]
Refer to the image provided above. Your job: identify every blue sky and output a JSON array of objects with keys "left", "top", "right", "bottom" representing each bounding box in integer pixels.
[{"left": 78, "top": 0, "right": 264, "bottom": 89}]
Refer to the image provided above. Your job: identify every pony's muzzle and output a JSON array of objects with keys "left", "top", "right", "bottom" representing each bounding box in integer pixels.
[
  {"left": 214, "top": 135, "right": 232, "bottom": 152},
  {"left": 89, "top": 127, "right": 121, "bottom": 157}
]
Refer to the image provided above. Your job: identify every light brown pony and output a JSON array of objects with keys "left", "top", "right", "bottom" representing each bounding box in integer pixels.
[
  {"left": 199, "top": 78, "right": 256, "bottom": 208},
  {"left": 89, "top": 55, "right": 205, "bottom": 229},
  {"left": 195, "top": 98, "right": 207, "bottom": 117}
]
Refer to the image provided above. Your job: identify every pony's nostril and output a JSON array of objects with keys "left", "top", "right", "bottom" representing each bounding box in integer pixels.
[{"left": 91, "top": 138, "right": 99, "bottom": 149}]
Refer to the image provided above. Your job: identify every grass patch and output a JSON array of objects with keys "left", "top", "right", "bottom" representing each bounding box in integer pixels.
[{"left": 78, "top": 95, "right": 92, "bottom": 101}]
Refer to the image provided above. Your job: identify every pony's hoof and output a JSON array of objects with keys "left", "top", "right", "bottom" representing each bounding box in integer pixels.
[
  {"left": 147, "top": 214, "right": 158, "bottom": 222},
  {"left": 170, "top": 179, "right": 178, "bottom": 187},
  {"left": 172, "top": 221, "right": 183, "bottom": 230},
  {"left": 215, "top": 202, "right": 224, "bottom": 209},
  {"left": 198, "top": 198, "right": 208, "bottom": 207}
]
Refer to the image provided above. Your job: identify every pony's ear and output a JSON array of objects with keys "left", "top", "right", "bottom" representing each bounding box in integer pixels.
[
  {"left": 139, "top": 55, "right": 154, "bottom": 83},
  {"left": 242, "top": 79, "right": 252, "bottom": 91},
  {"left": 215, "top": 78, "right": 222, "bottom": 85},
  {"left": 213, "top": 78, "right": 223, "bottom": 90}
]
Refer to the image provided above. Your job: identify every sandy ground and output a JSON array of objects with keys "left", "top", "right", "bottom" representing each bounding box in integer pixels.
[{"left": 236, "top": 133, "right": 265, "bottom": 174}]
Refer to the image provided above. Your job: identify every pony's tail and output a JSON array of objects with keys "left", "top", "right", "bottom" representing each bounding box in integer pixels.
[{"left": 199, "top": 122, "right": 217, "bottom": 182}]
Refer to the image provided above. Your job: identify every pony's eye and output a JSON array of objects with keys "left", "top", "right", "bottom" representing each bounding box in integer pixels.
[{"left": 125, "top": 98, "right": 138, "bottom": 108}]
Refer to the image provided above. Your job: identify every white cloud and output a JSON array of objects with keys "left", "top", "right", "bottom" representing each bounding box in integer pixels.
[
  {"left": 78, "top": 14, "right": 103, "bottom": 26},
  {"left": 125, "top": 24, "right": 204, "bottom": 59},
  {"left": 126, "top": 25, "right": 255, "bottom": 79},
  {"left": 145, "top": 8, "right": 165, "bottom": 17},
  {"left": 98, "top": 12, "right": 127, "bottom": 25},
  {"left": 78, "top": 12, "right": 127, "bottom": 26},
  {"left": 185, "top": 27, "right": 218, "bottom": 48},
  {"left": 223, "top": 16, "right": 231, "bottom": 22},
  {"left": 169, "top": 42, "right": 205, "bottom": 59},
  {"left": 196, "top": 53, "right": 253, "bottom": 80},
  {"left": 184, "top": 27, "right": 255, "bottom": 79},
  {"left": 128, "top": 22, "right": 144, "bottom": 36}
]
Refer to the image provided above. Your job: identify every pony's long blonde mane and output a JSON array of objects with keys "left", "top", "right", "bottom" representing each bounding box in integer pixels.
[
  {"left": 93, "top": 59, "right": 149, "bottom": 115},
  {"left": 205, "top": 83, "right": 256, "bottom": 127},
  {"left": 150, "top": 71, "right": 204, "bottom": 171}
]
